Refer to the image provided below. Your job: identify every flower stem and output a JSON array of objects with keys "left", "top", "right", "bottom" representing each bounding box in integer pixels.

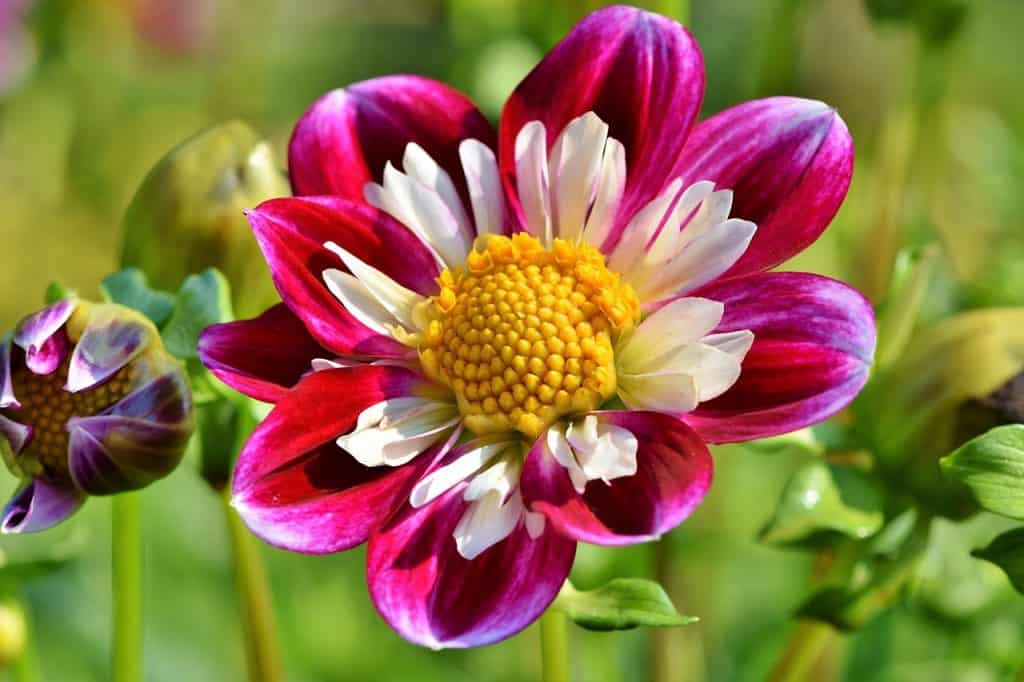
[
  {"left": 767, "top": 620, "right": 835, "bottom": 682},
  {"left": 221, "top": 486, "right": 283, "bottom": 682},
  {"left": 649, "top": 538, "right": 705, "bottom": 682},
  {"left": 539, "top": 609, "right": 570, "bottom": 682},
  {"left": 112, "top": 492, "right": 143, "bottom": 682}
]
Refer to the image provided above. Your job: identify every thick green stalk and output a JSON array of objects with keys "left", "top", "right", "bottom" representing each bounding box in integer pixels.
[
  {"left": 539, "top": 609, "right": 569, "bottom": 682},
  {"left": 767, "top": 620, "right": 835, "bottom": 682},
  {"left": 112, "top": 493, "right": 143, "bottom": 682},
  {"left": 649, "top": 538, "right": 705, "bottom": 682},
  {"left": 221, "top": 487, "right": 282, "bottom": 682}
]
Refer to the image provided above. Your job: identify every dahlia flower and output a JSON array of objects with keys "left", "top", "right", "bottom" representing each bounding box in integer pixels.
[
  {"left": 200, "top": 5, "right": 875, "bottom": 648},
  {"left": 0, "top": 298, "right": 193, "bottom": 533}
]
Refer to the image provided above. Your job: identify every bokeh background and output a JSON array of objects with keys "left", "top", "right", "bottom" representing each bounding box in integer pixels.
[{"left": 2, "top": 0, "right": 1024, "bottom": 680}]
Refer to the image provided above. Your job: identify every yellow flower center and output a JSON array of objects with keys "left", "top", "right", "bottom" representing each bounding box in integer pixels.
[
  {"left": 2, "top": 358, "right": 136, "bottom": 482},
  {"left": 418, "top": 233, "right": 640, "bottom": 438}
]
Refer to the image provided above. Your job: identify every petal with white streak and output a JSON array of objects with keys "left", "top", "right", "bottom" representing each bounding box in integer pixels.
[
  {"left": 459, "top": 139, "right": 505, "bottom": 236},
  {"left": 337, "top": 396, "right": 460, "bottom": 468},
  {"left": 324, "top": 242, "right": 425, "bottom": 332},
  {"left": 547, "top": 112, "right": 609, "bottom": 242},
  {"left": 581, "top": 138, "right": 627, "bottom": 250},
  {"left": 514, "top": 121, "right": 552, "bottom": 244}
]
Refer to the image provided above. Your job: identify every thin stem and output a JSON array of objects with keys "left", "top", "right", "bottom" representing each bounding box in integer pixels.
[
  {"left": 112, "top": 493, "right": 143, "bottom": 682},
  {"left": 221, "top": 486, "right": 283, "bottom": 682},
  {"left": 539, "top": 609, "right": 569, "bottom": 682},
  {"left": 767, "top": 620, "right": 835, "bottom": 682},
  {"left": 649, "top": 539, "right": 705, "bottom": 682}
]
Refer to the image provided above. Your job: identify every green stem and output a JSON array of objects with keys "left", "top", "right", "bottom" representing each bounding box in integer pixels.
[
  {"left": 539, "top": 609, "right": 569, "bottom": 682},
  {"left": 649, "top": 539, "right": 705, "bottom": 682},
  {"left": 767, "top": 620, "right": 835, "bottom": 682},
  {"left": 221, "top": 487, "right": 283, "bottom": 682},
  {"left": 112, "top": 493, "right": 143, "bottom": 682}
]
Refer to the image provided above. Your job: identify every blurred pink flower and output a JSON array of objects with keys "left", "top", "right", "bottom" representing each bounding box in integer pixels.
[
  {"left": 200, "top": 5, "right": 874, "bottom": 648},
  {"left": 0, "top": 0, "right": 35, "bottom": 93}
]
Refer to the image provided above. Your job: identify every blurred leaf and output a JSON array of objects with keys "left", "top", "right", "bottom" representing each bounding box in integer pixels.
[
  {"left": 875, "top": 245, "right": 940, "bottom": 370},
  {"left": 99, "top": 268, "right": 176, "bottom": 326},
  {"left": 800, "top": 512, "right": 930, "bottom": 630},
  {"left": 44, "top": 280, "right": 76, "bottom": 304},
  {"left": 161, "top": 269, "right": 234, "bottom": 360},
  {"left": 742, "top": 428, "right": 825, "bottom": 459},
  {"left": 552, "top": 579, "right": 696, "bottom": 631},
  {"left": 973, "top": 527, "right": 1024, "bottom": 595},
  {"left": 760, "top": 462, "right": 885, "bottom": 548},
  {"left": 941, "top": 425, "right": 1024, "bottom": 520}
]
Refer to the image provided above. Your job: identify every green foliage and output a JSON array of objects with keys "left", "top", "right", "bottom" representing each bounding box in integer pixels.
[
  {"left": 161, "top": 269, "right": 234, "bottom": 360},
  {"left": 973, "top": 527, "right": 1024, "bottom": 595},
  {"left": 941, "top": 425, "right": 1024, "bottom": 520},
  {"left": 44, "top": 280, "right": 75, "bottom": 304},
  {"left": 552, "top": 579, "right": 696, "bottom": 632},
  {"left": 99, "top": 269, "right": 176, "bottom": 327},
  {"left": 760, "top": 461, "right": 886, "bottom": 548}
]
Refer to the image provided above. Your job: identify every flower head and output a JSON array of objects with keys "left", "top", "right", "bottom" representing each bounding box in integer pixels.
[
  {"left": 200, "top": 5, "right": 875, "bottom": 648},
  {"left": 1, "top": 298, "right": 193, "bottom": 533}
]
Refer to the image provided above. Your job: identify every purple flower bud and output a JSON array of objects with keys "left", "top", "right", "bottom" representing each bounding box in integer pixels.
[{"left": 0, "top": 299, "right": 194, "bottom": 533}]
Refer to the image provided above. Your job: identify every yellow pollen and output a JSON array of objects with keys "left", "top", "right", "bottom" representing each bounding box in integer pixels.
[
  {"left": 419, "top": 233, "right": 641, "bottom": 438},
  {"left": 2, "top": 359, "right": 136, "bottom": 483}
]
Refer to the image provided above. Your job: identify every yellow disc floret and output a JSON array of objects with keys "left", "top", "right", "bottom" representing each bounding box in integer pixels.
[{"left": 419, "top": 233, "right": 641, "bottom": 438}]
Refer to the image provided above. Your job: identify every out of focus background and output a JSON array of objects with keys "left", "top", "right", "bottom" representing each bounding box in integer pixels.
[{"left": 2, "top": 0, "right": 1024, "bottom": 680}]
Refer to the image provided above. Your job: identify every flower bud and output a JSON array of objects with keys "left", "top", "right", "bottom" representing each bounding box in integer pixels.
[
  {"left": 119, "top": 121, "right": 290, "bottom": 318},
  {"left": 855, "top": 308, "right": 1024, "bottom": 518},
  {"left": 0, "top": 298, "right": 194, "bottom": 533}
]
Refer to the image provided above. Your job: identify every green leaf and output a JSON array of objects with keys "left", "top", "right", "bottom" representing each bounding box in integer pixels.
[
  {"left": 972, "top": 527, "right": 1024, "bottom": 595},
  {"left": 161, "top": 269, "right": 234, "bottom": 360},
  {"left": 99, "top": 268, "right": 176, "bottom": 326},
  {"left": 799, "top": 511, "right": 931, "bottom": 630},
  {"left": 941, "top": 425, "right": 1024, "bottom": 520},
  {"left": 759, "top": 462, "right": 885, "bottom": 548},
  {"left": 742, "top": 428, "right": 825, "bottom": 458},
  {"left": 552, "top": 578, "right": 697, "bottom": 631},
  {"left": 875, "top": 245, "right": 939, "bottom": 370},
  {"left": 44, "top": 280, "right": 76, "bottom": 304}
]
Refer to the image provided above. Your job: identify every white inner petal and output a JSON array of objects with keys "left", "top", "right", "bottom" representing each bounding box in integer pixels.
[
  {"left": 547, "top": 112, "right": 609, "bottom": 243},
  {"left": 580, "top": 137, "right": 627, "bottom": 250},
  {"left": 459, "top": 139, "right": 505, "bottom": 236},
  {"left": 322, "top": 268, "right": 395, "bottom": 337},
  {"left": 337, "top": 397, "right": 459, "bottom": 468},
  {"left": 454, "top": 489, "right": 525, "bottom": 560},
  {"left": 546, "top": 416, "right": 639, "bottom": 495},
  {"left": 616, "top": 297, "right": 755, "bottom": 412},
  {"left": 409, "top": 439, "right": 512, "bottom": 508},
  {"left": 514, "top": 120, "right": 553, "bottom": 245},
  {"left": 402, "top": 142, "right": 473, "bottom": 235},
  {"left": 324, "top": 241, "right": 425, "bottom": 332}
]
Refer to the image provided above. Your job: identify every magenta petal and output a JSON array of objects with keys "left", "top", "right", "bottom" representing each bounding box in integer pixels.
[
  {"left": 1, "top": 478, "right": 85, "bottom": 534},
  {"left": 684, "top": 272, "right": 876, "bottom": 443},
  {"left": 0, "top": 414, "right": 31, "bottom": 456},
  {"left": 247, "top": 197, "right": 438, "bottom": 359},
  {"left": 12, "top": 299, "right": 76, "bottom": 375},
  {"left": 67, "top": 372, "right": 193, "bottom": 495},
  {"left": 674, "top": 98, "right": 854, "bottom": 278},
  {"left": 199, "top": 304, "right": 324, "bottom": 403},
  {"left": 289, "top": 75, "right": 495, "bottom": 209},
  {"left": 521, "top": 412, "right": 712, "bottom": 546},
  {"left": 232, "top": 365, "right": 429, "bottom": 553},
  {"left": 367, "top": 487, "right": 576, "bottom": 648},
  {"left": 500, "top": 6, "right": 704, "bottom": 234},
  {"left": 1, "top": 340, "right": 19, "bottom": 408}
]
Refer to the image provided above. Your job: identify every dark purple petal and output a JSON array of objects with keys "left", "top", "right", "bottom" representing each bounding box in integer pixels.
[
  {"left": 67, "top": 371, "right": 193, "bottom": 495},
  {"left": 199, "top": 304, "right": 324, "bottom": 403},
  {"left": 12, "top": 299, "right": 76, "bottom": 375},
  {"left": 521, "top": 412, "right": 712, "bottom": 545},
  {"left": 0, "top": 414, "right": 31, "bottom": 456},
  {"left": 232, "top": 365, "right": 432, "bottom": 553},
  {"left": 247, "top": 197, "right": 437, "bottom": 360},
  {"left": 367, "top": 486, "right": 576, "bottom": 648},
  {"left": 673, "top": 98, "right": 854, "bottom": 278},
  {"left": 1, "top": 340, "right": 19, "bottom": 408},
  {"left": 683, "top": 272, "right": 876, "bottom": 443},
  {"left": 500, "top": 6, "right": 704, "bottom": 236},
  {"left": 1, "top": 478, "right": 85, "bottom": 534},
  {"left": 65, "top": 306, "right": 157, "bottom": 393},
  {"left": 289, "top": 75, "right": 495, "bottom": 213}
]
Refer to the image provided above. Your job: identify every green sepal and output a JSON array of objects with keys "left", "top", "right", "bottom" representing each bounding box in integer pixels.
[
  {"left": 972, "top": 527, "right": 1024, "bottom": 595},
  {"left": 99, "top": 268, "right": 176, "bottom": 327},
  {"left": 760, "top": 461, "right": 886, "bottom": 548},
  {"left": 44, "top": 280, "right": 76, "bottom": 304},
  {"left": 941, "top": 425, "right": 1024, "bottom": 521},
  {"left": 551, "top": 578, "right": 697, "bottom": 632},
  {"left": 161, "top": 268, "right": 234, "bottom": 360}
]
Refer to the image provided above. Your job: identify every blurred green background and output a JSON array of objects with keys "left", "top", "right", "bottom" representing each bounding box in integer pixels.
[{"left": 3, "top": 0, "right": 1024, "bottom": 680}]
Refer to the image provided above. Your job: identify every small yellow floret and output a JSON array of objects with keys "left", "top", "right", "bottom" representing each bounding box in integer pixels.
[{"left": 419, "top": 234, "right": 640, "bottom": 438}]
